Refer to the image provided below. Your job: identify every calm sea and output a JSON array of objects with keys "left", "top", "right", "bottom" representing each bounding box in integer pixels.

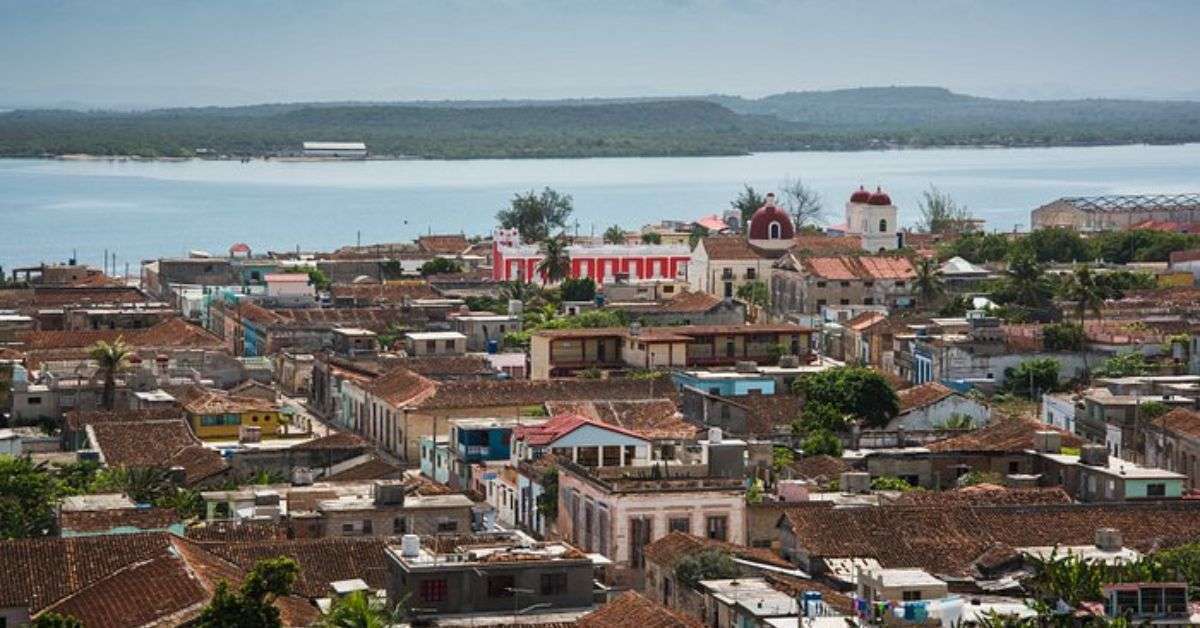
[{"left": 2, "top": 143, "right": 1199, "bottom": 271}]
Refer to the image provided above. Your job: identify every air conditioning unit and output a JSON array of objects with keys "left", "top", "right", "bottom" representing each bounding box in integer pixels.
[{"left": 840, "top": 472, "right": 871, "bottom": 494}]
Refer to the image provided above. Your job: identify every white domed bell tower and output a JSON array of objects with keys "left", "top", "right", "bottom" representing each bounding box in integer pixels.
[{"left": 845, "top": 185, "right": 899, "bottom": 252}]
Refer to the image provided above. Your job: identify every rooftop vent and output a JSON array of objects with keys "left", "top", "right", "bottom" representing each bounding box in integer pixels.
[{"left": 1080, "top": 444, "right": 1109, "bottom": 467}]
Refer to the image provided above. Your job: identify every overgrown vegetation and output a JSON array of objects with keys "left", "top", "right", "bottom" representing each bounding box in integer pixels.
[
  {"left": 197, "top": 557, "right": 299, "bottom": 628},
  {"left": 792, "top": 367, "right": 899, "bottom": 429},
  {"left": 675, "top": 550, "right": 741, "bottom": 588}
]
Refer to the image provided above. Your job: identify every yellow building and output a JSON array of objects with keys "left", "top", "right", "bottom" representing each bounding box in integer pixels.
[{"left": 184, "top": 389, "right": 290, "bottom": 440}]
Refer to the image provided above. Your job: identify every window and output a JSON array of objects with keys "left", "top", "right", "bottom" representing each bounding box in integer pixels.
[
  {"left": 27, "top": 396, "right": 42, "bottom": 405},
  {"left": 816, "top": 281, "right": 827, "bottom": 288},
  {"left": 1008, "top": 461, "right": 1020, "bottom": 474},
  {"left": 768, "top": 222, "right": 781, "bottom": 239},
  {"left": 669, "top": 517, "right": 691, "bottom": 534},
  {"left": 746, "top": 268, "right": 757, "bottom": 279},
  {"left": 393, "top": 517, "right": 407, "bottom": 534},
  {"left": 540, "top": 572, "right": 568, "bottom": 596},
  {"left": 437, "top": 519, "right": 459, "bottom": 532},
  {"left": 840, "top": 281, "right": 850, "bottom": 287},
  {"left": 879, "top": 219, "right": 888, "bottom": 233},
  {"left": 425, "top": 340, "right": 436, "bottom": 353},
  {"left": 864, "top": 281, "right": 874, "bottom": 287},
  {"left": 725, "top": 341, "right": 735, "bottom": 358},
  {"left": 420, "top": 579, "right": 448, "bottom": 603},
  {"left": 840, "top": 299, "right": 850, "bottom": 305},
  {"left": 362, "top": 519, "right": 373, "bottom": 534},
  {"left": 342, "top": 523, "right": 355, "bottom": 535},
  {"left": 705, "top": 515, "right": 728, "bottom": 541},
  {"left": 896, "top": 281, "right": 906, "bottom": 288},
  {"left": 603, "top": 446, "right": 621, "bottom": 467},
  {"left": 444, "top": 339, "right": 455, "bottom": 351},
  {"left": 1148, "top": 483, "right": 1167, "bottom": 497},
  {"left": 817, "top": 299, "right": 827, "bottom": 308},
  {"left": 864, "top": 298, "right": 874, "bottom": 305},
  {"left": 902, "top": 590, "right": 922, "bottom": 601},
  {"left": 487, "top": 575, "right": 515, "bottom": 598}
]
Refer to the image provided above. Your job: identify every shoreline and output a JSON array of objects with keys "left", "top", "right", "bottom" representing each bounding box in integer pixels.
[{"left": 2, "top": 139, "right": 1198, "bottom": 163}]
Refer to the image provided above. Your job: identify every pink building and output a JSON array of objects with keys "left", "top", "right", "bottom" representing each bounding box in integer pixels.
[{"left": 491, "top": 228, "right": 691, "bottom": 284}]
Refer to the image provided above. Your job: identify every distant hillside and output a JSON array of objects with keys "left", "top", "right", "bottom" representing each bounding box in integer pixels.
[{"left": 1, "top": 87, "right": 1198, "bottom": 159}]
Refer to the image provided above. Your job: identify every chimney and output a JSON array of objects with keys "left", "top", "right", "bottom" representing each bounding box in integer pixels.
[
  {"left": 1095, "top": 528, "right": 1123, "bottom": 552},
  {"left": 765, "top": 193, "right": 776, "bottom": 207}
]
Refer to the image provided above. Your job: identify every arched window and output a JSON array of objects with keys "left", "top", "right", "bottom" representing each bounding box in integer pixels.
[
  {"left": 878, "top": 219, "right": 888, "bottom": 233},
  {"left": 768, "top": 222, "right": 781, "bottom": 239}
]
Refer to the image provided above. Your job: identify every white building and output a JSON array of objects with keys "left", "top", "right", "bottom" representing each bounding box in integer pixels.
[
  {"left": 301, "top": 141, "right": 367, "bottom": 158},
  {"left": 843, "top": 186, "right": 900, "bottom": 252}
]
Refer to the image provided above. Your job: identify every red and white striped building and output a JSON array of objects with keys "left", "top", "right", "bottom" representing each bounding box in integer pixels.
[{"left": 491, "top": 228, "right": 691, "bottom": 284}]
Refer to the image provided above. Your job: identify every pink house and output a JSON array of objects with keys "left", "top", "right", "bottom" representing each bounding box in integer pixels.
[{"left": 491, "top": 228, "right": 691, "bottom": 285}]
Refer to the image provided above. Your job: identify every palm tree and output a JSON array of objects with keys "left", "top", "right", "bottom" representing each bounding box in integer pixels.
[
  {"left": 1004, "top": 251, "right": 1050, "bottom": 308},
  {"left": 536, "top": 235, "right": 571, "bottom": 285},
  {"left": 912, "top": 256, "right": 945, "bottom": 308},
  {"left": 1062, "top": 264, "right": 1106, "bottom": 377},
  {"left": 499, "top": 280, "right": 541, "bottom": 303},
  {"left": 317, "top": 590, "right": 407, "bottom": 628},
  {"left": 88, "top": 337, "right": 132, "bottom": 410},
  {"left": 602, "top": 225, "right": 626, "bottom": 245}
]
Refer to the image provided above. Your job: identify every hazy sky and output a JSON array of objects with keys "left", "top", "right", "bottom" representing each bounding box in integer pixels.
[{"left": 3, "top": 0, "right": 1199, "bottom": 108}]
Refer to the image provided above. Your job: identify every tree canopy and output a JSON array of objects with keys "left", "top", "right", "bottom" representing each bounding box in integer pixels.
[
  {"left": 196, "top": 557, "right": 300, "bottom": 628},
  {"left": 792, "top": 367, "right": 899, "bottom": 428},
  {"left": 496, "top": 187, "right": 574, "bottom": 243},
  {"left": 731, "top": 185, "right": 766, "bottom": 228},
  {"left": 0, "top": 455, "right": 60, "bottom": 539}
]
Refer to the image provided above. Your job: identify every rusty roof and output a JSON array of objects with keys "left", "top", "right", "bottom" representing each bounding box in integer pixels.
[
  {"left": 544, "top": 399, "right": 697, "bottom": 440},
  {"left": 415, "top": 377, "right": 674, "bottom": 411},
  {"left": 58, "top": 507, "right": 181, "bottom": 534},
  {"left": 89, "top": 420, "right": 229, "bottom": 485},
  {"left": 578, "top": 590, "right": 704, "bottom": 628},
  {"left": 897, "top": 381, "right": 958, "bottom": 413},
  {"left": 328, "top": 281, "right": 440, "bottom": 302},
  {"left": 700, "top": 236, "right": 762, "bottom": 260},
  {"left": 926, "top": 417, "right": 1083, "bottom": 453},
  {"left": 643, "top": 532, "right": 792, "bottom": 570},
  {"left": 800, "top": 255, "right": 915, "bottom": 280},
  {"left": 201, "top": 538, "right": 391, "bottom": 598},
  {"left": 17, "top": 318, "right": 221, "bottom": 351},
  {"left": 1153, "top": 408, "right": 1200, "bottom": 439},
  {"left": 417, "top": 234, "right": 471, "bottom": 254},
  {"left": 364, "top": 367, "right": 438, "bottom": 407}
]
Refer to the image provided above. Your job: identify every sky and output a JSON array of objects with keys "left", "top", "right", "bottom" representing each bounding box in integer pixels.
[{"left": 3, "top": 0, "right": 1200, "bottom": 109}]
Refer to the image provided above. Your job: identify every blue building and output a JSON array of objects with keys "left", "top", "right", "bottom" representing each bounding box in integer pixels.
[
  {"left": 447, "top": 418, "right": 542, "bottom": 489},
  {"left": 671, "top": 370, "right": 776, "bottom": 397}
]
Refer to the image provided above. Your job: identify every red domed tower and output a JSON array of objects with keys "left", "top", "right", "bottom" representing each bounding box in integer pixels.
[
  {"left": 748, "top": 193, "right": 795, "bottom": 241},
  {"left": 849, "top": 185, "right": 871, "bottom": 204},
  {"left": 867, "top": 186, "right": 892, "bottom": 206}
]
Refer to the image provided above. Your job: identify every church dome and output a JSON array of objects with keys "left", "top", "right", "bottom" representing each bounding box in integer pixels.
[
  {"left": 849, "top": 186, "right": 872, "bottom": 203},
  {"left": 867, "top": 186, "right": 892, "bottom": 206},
  {"left": 748, "top": 193, "right": 795, "bottom": 240}
]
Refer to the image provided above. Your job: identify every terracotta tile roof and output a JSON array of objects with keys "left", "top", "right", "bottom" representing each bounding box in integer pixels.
[
  {"left": 780, "top": 501, "right": 1200, "bottom": 579},
  {"left": 513, "top": 413, "right": 650, "bottom": 447},
  {"left": 89, "top": 420, "right": 229, "bottom": 485},
  {"left": 800, "top": 255, "right": 915, "bottom": 281},
  {"left": 0, "top": 533, "right": 172, "bottom": 612},
  {"left": 643, "top": 532, "right": 792, "bottom": 570},
  {"left": 64, "top": 406, "right": 184, "bottom": 431},
  {"left": 415, "top": 377, "right": 674, "bottom": 411},
  {"left": 1153, "top": 409, "right": 1200, "bottom": 439},
  {"left": 897, "top": 381, "right": 957, "bottom": 413},
  {"left": 762, "top": 574, "right": 855, "bottom": 615},
  {"left": 788, "top": 235, "right": 863, "bottom": 256},
  {"left": 289, "top": 430, "right": 369, "bottom": 451},
  {"left": 365, "top": 367, "right": 437, "bottom": 407},
  {"left": 185, "top": 519, "right": 294, "bottom": 542},
  {"left": 17, "top": 318, "right": 221, "bottom": 351},
  {"left": 926, "top": 417, "right": 1083, "bottom": 453},
  {"left": 182, "top": 389, "right": 280, "bottom": 415},
  {"left": 620, "top": 291, "right": 725, "bottom": 315},
  {"left": 888, "top": 485, "right": 1073, "bottom": 507},
  {"left": 39, "top": 552, "right": 209, "bottom": 628},
  {"left": 578, "top": 590, "right": 704, "bottom": 628},
  {"left": 535, "top": 323, "right": 809, "bottom": 341},
  {"left": 417, "top": 234, "right": 471, "bottom": 254},
  {"left": 845, "top": 311, "right": 887, "bottom": 332},
  {"left": 701, "top": 236, "right": 762, "bottom": 260},
  {"left": 544, "top": 399, "right": 697, "bottom": 440},
  {"left": 788, "top": 455, "right": 851, "bottom": 482},
  {"left": 202, "top": 538, "right": 391, "bottom": 598},
  {"left": 390, "top": 354, "right": 497, "bottom": 379},
  {"left": 328, "top": 281, "right": 440, "bottom": 303},
  {"left": 0, "top": 286, "right": 148, "bottom": 309},
  {"left": 58, "top": 506, "right": 181, "bottom": 534},
  {"left": 729, "top": 392, "right": 805, "bottom": 436}
]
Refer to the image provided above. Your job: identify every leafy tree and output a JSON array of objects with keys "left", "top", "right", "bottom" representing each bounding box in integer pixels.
[
  {"left": 559, "top": 277, "right": 596, "bottom": 302},
  {"left": 793, "top": 367, "right": 899, "bottom": 428},
  {"left": 916, "top": 185, "right": 971, "bottom": 234},
  {"left": 496, "top": 187, "right": 574, "bottom": 244},
  {"left": 801, "top": 429, "right": 844, "bottom": 457},
  {"left": 535, "top": 468, "right": 558, "bottom": 519},
  {"left": 1093, "top": 352, "right": 1153, "bottom": 378},
  {"left": 937, "top": 414, "right": 976, "bottom": 430},
  {"left": 735, "top": 280, "right": 769, "bottom": 309},
  {"left": 1005, "top": 358, "right": 1060, "bottom": 399},
  {"left": 1139, "top": 401, "right": 1171, "bottom": 422},
  {"left": 772, "top": 446, "right": 795, "bottom": 472},
  {"left": 88, "top": 337, "right": 132, "bottom": 410},
  {"left": 304, "top": 267, "right": 331, "bottom": 291},
  {"left": 912, "top": 256, "right": 945, "bottom": 308},
  {"left": 779, "top": 177, "right": 824, "bottom": 228},
  {"left": 317, "top": 589, "right": 407, "bottom": 628},
  {"left": 536, "top": 236, "right": 571, "bottom": 285},
  {"left": 640, "top": 232, "right": 662, "bottom": 245},
  {"left": 797, "top": 401, "right": 848, "bottom": 432},
  {"left": 157, "top": 487, "right": 206, "bottom": 519},
  {"left": 871, "top": 475, "right": 917, "bottom": 492},
  {"left": 53, "top": 459, "right": 101, "bottom": 495},
  {"left": 745, "top": 478, "right": 765, "bottom": 504},
  {"left": 418, "top": 257, "right": 463, "bottom": 276},
  {"left": 998, "top": 249, "right": 1052, "bottom": 308},
  {"left": 957, "top": 470, "right": 1004, "bottom": 486},
  {"left": 937, "top": 295, "right": 971, "bottom": 317},
  {"left": 1042, "top": 322, "right": 1085, "bottom": 352},
  {"left": 602, "top": 225, "right": 626, "bottom": 245},
  {"left": 0, "top": 455, "right": 60, "bottom": 539},
  {"left": 675, "top": 550, "right": 740, "bottom": 588},
  {"left": 1090, "top": 229, "right": 1200, "bottom": 264},
  {"left": 1021, "top": 227, "right": 1093, "bottom": 263},
  {"left": 731, "top": 184, "right": 766, "bottom": 228},
  {"left": 196, "top": 557, "right": 300, "bottom": 628},
  {"left": 499, "top": 280, "right": 543, "bottom": 302},
  {"left": 938, "top": 231, "right": 1011, "bottom": 263},
  {"left": 688, "top": 224, "right": 710, "bottom": 250},
  {"left": 31, "top": 612, "right": 84, "bottom": 628},
  {"left": 1061, "top": 265, "right": 1107, "bottom": 326}
]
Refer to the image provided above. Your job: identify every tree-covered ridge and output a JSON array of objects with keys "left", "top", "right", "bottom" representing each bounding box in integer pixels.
[{"left": 2, "top": 86, "right": 1199, "bottom": 159}]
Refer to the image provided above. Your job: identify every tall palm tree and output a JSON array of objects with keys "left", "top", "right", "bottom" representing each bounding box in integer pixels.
[
  {"left": 1062, "top": 264, "right": 1106, "bottom": 376},
  {"left": 602, "top": 225, "right": 626, "bottom": 245},
  {"left": 912, "top": 256, "right": 945, "bottom": 309},
  {"left": 536, "top": 235, "right": 571, "bottom": 285},
  {"left": 318, "top": 590, "right": 407, "bottom": 628},
  {"left": 1004, "top": 251, "right": 1050, "bottom": 308},
  {"left": 88, "top": 337, "right": 132, "bottom": 410}
]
